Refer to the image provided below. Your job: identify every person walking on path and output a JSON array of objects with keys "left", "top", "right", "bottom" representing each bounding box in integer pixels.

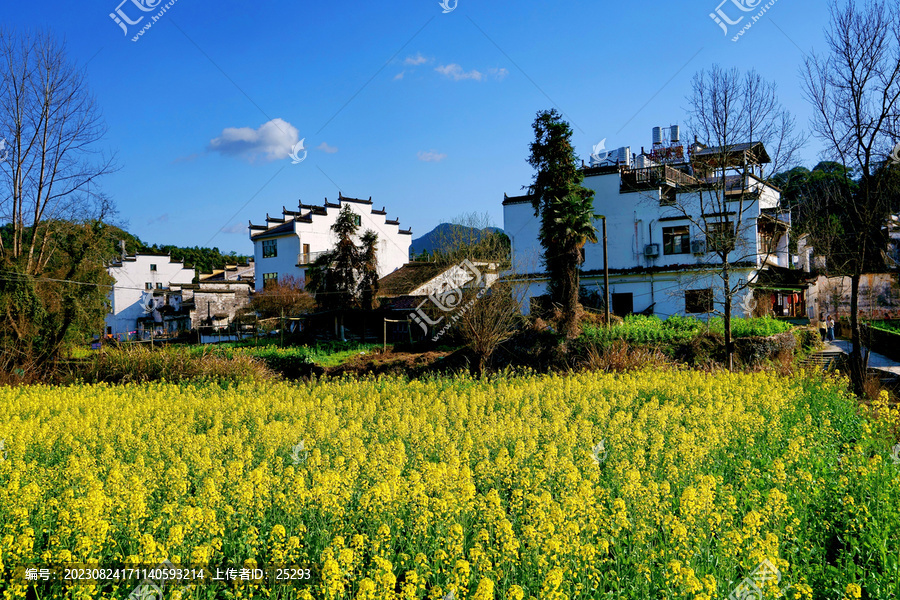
[
  {"left": 818, "top": 314, "right": 828, "bottom": 342},
  {"left": 826, "top": 314, "right": 836, "bottom": 342}
]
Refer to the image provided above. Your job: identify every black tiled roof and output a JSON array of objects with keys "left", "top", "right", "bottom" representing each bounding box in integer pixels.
[
  {"left": 250, "top": 220, "right": 295, "bottom": 240},
  {"left": 503, "top": 193, "right": 536, "bottom": 206},
  {"left": 338, "top": 193, "right": 373, "bottom": 205},
  {"left": 378, "top": 262, "right": 449, "bottom": 297}
]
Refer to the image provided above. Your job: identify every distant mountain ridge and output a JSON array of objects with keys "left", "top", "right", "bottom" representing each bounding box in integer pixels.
[{"left": 410, "top": 223, "right": 504, "bottom": 257}]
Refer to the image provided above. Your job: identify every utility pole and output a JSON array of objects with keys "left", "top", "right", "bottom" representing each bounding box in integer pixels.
[{"left": 601, "top": 216, "right": 610, "bottom": 327}]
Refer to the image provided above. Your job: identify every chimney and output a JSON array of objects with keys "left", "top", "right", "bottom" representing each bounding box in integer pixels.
[{"left": 120, "top": 240, "right": 126, "bottom": 260}]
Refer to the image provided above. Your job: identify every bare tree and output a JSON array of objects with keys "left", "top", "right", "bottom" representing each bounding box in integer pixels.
[
  {"left": 0, "top": 28, "right": 116, "bottom": 273},
  {"left": 430, "top": 213, "right": 522, "bottom": 376},
  {"left": 801, "top": 0, "right": 900, "bottom": 396},
  {"left": 672, "top": 66, "right": 804, "bottom": 369},
  {"left": 251, "top": 274, "right": 315, "bottom": 320},
  {"left": 0, "top": 29, "right": 117, "bottom": 371},
  {"left": 454, "top": 281, "right": 524, "bottom": 376}
]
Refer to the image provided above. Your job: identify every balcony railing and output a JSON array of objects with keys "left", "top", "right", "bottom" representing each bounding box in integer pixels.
[
  {"left": 297, "top": 250, "right": 329, "bottom": 265},
  {"left": 620, "top": 165, "right": 699, "bottom": 190}
]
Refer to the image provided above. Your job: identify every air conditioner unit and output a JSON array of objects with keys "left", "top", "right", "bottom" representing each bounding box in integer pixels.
[
  {"left": 691, "top": 240, "right": 706, "bottom": 255},
  {"left": 644, "top": 243, "right": 660, "bottom": 258}
]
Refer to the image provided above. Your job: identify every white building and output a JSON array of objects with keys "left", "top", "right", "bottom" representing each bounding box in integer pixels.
[
  {"left": 503, "top": 133, "right": 794, "bottom": 318},
  {"left": 249, "top": 193, "right": 411, "bottom": 293},
  {"left": 105, "top": 253, "right": 196, "bottom": 337}
]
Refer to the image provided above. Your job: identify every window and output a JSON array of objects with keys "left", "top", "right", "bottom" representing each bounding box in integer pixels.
[
  {"left": 262, "top": 239, "right": 278, "bottom": 258},
  {"left": 156, "top": 283, "right": 163, "bottom": 289},
  {"left": 145, "top": 282, "right": 153, "bottom": 290},
  {"left": 685, "top": 289, "right": 713, "bottom": 313},
  {"left": 663, "top": 226, "right": 690, "bottom": 255},
  {"left": 352, "top": 214, "right": 361, "bottom": 227},
  {"left": 301, "top": 243, "right": 310, "bottom": 264},
  {"left": 150, "top": 264, "right": 157, "bottom": 271},
  {"left": 612, "top": 293, "right": 633, "bottom": 316},
  {"left": 263, "top": 272, "right": 278, "bottom": 289},
  {"left": 706, "top": 221, "right": 736, "bottom": 253}
]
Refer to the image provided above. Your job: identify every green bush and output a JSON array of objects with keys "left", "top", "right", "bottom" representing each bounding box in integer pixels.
[
  {"left": 868, "top": 320, "right": 900, "bottom": 335},
  {"left": 214, "top": 340, "right": 380, "bottom": 368},
  {"left": 581, "top": 315, "right": 703, "bottom": 346},
  {"left": 581, "top": 314, "right": 791, "bottom": 347},
  {"left": 710, "top": 315, "right": 793, "bottom": 337}
]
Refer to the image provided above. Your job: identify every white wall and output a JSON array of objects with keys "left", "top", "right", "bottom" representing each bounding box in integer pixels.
[
  {"left": 251, "top": 199, "right": 411, "bottom": 292},
  {"left": 254, "top": 234, "right": 301, "bottom": 290},
  {"left": 509, "top": 268, "right": 759, "bottom": 319},
  {"left": 105, "top": 255, "right": 195, "bottom": 335},
  {"left": 504, "top": 201, "right": 543, "bottom": 275},
  {"left": 506, "top": 171, "right": 771, "bottom": 278},
  {"left": 503, "top": 167, "right": 778, "bottom": 319}
]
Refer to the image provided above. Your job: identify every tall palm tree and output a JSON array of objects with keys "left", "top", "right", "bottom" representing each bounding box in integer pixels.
[
  {"left": 528, "top": 109, "right": 597, "bottom": 337},
  {"left": 541, "top": 194, "right": 598, "bottom": 336}
]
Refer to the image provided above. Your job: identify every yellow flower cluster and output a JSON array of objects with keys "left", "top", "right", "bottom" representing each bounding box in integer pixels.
[{"left": 0, "top": 371, "right": 897, "bottom": 599}]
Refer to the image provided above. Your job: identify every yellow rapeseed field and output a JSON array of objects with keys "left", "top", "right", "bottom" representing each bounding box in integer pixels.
[{"left": 0, "top": 371, "right": 898, "bottom": 599}]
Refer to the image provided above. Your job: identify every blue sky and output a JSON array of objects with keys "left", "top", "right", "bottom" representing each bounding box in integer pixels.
[{"left": 6, "top": 0, "right": 832, "bottom": 254}]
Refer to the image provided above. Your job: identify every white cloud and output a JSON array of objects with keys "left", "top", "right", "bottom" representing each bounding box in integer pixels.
[
  {"left": 435, "top": 64, "right": 483, "bottom": 81},
  {"left": 417, "top": 150, "right": 447, "bottom": 162},
  {"left": 208, "top": 118, "right": 300, "bottom": 162},
  {"left": 489, "top": 67, "right": 509, "bottom": 80},
  {"left": 393, "top": 71, "right": 405, "bottom": 81},
  {"left": 317, "top": 142, "right": 338, "bottom": 154},
  {"left": 405, "top": 53, "right": 429, "bottom": 66}
]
